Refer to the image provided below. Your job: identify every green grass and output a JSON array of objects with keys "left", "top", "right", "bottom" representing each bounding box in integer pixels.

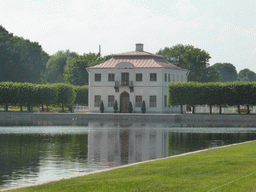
[{"left": 5, "top": 141, "right": 256, "bottom": 192}]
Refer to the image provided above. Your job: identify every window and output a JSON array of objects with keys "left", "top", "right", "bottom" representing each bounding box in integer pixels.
[
  {"left": 135, "top": 96, "right": 142, "bottom": 107},
  {"left": 168, "top": 74, "right": 170, "bottom": 82},
  {"left": 108, "top": 74, "right": 115, "bottom": 81},
  {"left": 165, "top": 74, "right": 167, "bottom": 82},
  {"left": 108, "top": 95, "right": 114, "bottom": 107},
  {"left": 136, "top": 73, "right": 142, "bottom": 81},
  {"left": 150, "top": 96, "right": 156, "bottom": 107},
  {"left": 95, "top": 74, "right": 101, "bottom": 81},
  {"left": 150, "top": 73, "right": 157, "bottom": 81},
  {"left": 94, "top": 95, "right": 101, "bottom": 107}
]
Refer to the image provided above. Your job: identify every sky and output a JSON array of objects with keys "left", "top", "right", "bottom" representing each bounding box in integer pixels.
[{"left": 1, "top": 0, "right": 255, "bottom": 72}]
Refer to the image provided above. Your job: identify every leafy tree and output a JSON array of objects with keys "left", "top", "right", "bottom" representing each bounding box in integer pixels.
[
  {"left": 43, "top": 50, "right": 79, "bottom": 83},
  {"left": 211, "top": 63, "right": 237, "bottom": 82},
  {"left": 64, "top": 54, "right": 111, "bottom": 85},
  {"left": 238, "top": 69, "right": 256, "bottom": 82},
  {"left": 0, "top": 25, "right": 49, "bottom": 83},
  {"left": 157, "top": 44, "right": 220, "bottom": 82},
  {"left": 55, "top": 83, "right": 76, "bottom": 112},
  {"left": 74, "top": 85, "right": 89, "bottom": 105}
]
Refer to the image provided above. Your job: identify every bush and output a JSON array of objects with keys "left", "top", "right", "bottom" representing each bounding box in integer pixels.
[
  {"left": 128, "top": 101, "right": 133, "bottom": 113},
  {"left": 100, "top": 100, "right": 104, "bottom": 113},
  {"left": 141, "top": 100, "right": 146, "bottom": 113},
  {"left": 113, "top": 100, "right": 118, "bottom": 113}
]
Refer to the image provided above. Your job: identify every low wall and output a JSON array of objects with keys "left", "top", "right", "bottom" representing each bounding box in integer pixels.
[{"left": 0, "top": 112, "right": 256, "bottom": 127}]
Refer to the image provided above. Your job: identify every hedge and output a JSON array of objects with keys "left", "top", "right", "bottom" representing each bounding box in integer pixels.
[
  {"left": 168, "top": 82, "right": 256, "bottom": 114},
  {"left": 0, "top": 82, "right": 88, "bottom": 112}
]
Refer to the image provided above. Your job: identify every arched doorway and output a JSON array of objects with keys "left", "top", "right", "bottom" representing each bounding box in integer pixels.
[{"left": 120, "top": 91, "right": 129, "bottom": 113}]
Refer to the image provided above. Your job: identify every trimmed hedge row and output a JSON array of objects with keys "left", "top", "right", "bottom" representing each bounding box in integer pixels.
[
  {"left": 168, "top": 82, "right": 256, "bottom": 114},
  {"left": 0, "top": 82, "right": 88, "bottom": 112}
]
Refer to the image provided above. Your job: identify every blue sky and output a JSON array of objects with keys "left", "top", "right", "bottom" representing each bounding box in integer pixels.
[{"left": 1, "top": 0, "right": 255, "bottom": 72}]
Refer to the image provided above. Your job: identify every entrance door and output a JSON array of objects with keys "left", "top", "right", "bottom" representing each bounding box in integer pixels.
[
  {"left": 120, "top": 91, "right": 129, "bottom": 113},
  {"left": 121, "top": 73, "right": 129, "bottom": 86}
]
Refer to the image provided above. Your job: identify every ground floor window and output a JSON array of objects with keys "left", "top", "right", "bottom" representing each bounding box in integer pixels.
[
  {"left": 150, "top": 96, "right": 156, "bottom": 107},
  {"left": 108, "top": 95, "right": 115, "bottom": 107},
  {"left": 94, "top": 95, "right": 101, "bottom": 107},
  {"left": 135, "top": 96, "right": 142, "bottom": 107}
]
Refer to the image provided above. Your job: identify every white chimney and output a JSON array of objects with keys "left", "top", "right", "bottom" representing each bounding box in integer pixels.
[{"left": 136, "top": 43, "right": 144, "bottom": 51}]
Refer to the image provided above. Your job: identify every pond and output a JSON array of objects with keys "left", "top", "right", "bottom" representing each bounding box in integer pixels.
[{"left": 1, "top": 122, "right": 256, "bottom": 190}]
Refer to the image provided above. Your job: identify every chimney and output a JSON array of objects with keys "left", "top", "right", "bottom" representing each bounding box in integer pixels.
[{"left": 136, "top": 43, "right": 144, "bottom": 51}]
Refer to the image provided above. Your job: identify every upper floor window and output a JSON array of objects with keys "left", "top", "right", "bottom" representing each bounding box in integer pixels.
[
  {"left": 108, "top": 74, "right": 115, "bottom": 81},
  {"left": 95, "top": 73, "right": 101, "bottom": 81},
  {"left": 136, "top": 73, "right": 142, "bottom": 81},
  {"left": 168, "top": 74, "right": 170, "bottom": 82},
  {"left": 150, "top": 73, "right": 157, "bottom": 81},
  {"left": 165, "top": 74, "right": 167, "bottom": 82}
]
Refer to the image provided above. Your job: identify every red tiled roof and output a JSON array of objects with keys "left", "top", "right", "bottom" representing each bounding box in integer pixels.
[{"left": 88, "top": 50, "right": 188, "bottom": 71}]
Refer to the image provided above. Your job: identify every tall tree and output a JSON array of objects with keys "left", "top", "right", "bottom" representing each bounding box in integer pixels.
[
  {"left": 0, "top": 25, "right": 49, "bottom": 83},
  {"left": 64, "top": 53, "right": 111, "bottom": 85},
  {"left": 238, "top": 69, "right": 256, "bottom": 82},
  {"left": 157, "top": 44, "right": 219, "bottom": 82},
  {"left": 43, "top": 50, "right": 79, "bottom": 83},
  {"left": 211, "top": 63, "right": 237, "bottom": 82}
]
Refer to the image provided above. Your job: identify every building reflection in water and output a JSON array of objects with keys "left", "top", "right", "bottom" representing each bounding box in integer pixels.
[{"left": 88, "top": 122, "right": 168, "bottom": 167}]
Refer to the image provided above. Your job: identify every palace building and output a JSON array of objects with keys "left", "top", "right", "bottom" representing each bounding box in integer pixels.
[{"left": 86, "top": 43, "right": 189, "bottom": 113}]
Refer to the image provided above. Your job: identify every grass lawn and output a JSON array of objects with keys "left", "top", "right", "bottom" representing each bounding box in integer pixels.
[{"left": 4, "top": 140, "right": 256, "bottom": 192}]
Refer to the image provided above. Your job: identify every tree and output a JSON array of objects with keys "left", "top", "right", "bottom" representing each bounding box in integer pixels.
[
  {"left": 100, "top": 100, "right": 104, "bottom": 113},
  {"left": 238, "top": 69, "right": 256, "bottom": 82},
  {"left": 64, "top": 54, "right": 111, "bottom": 85},
  {"left": 55, "top": 83, "right": 76, "bottom": 112},
  {"left": 157, "top": 44, "right": 220, "bottom": 82},
  {"left": 141, "top": 100, "right": 146, "bottom": 113},
  {"left": 211, "top": 63, "right": 237, "bottom": 82},
  {"left": 113, "top": 100, "right": 118, "bottom": 113},
  {"left": 43, "top": 50, "right": 79, "bottom": 83},
  {"left": 74, "top": 85, "right": 89, "bottom": 105},
  {"left": 0, "top": 25, "right": 49, "bottom": 83},
  {"left": 128, "top": 101, "right": 133, "bottom": 113}
]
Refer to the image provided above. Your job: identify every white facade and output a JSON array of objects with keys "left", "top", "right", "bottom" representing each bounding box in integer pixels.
[{"left": 87, "top": 44, "right": 189, "bottom": 113}]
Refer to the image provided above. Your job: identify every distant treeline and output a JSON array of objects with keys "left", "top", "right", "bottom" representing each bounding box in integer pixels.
[
  {"left": 168, "top": 82, "right": 256, "bottom": 114},
  {"left": 0, "top": 82, "right": 88, "bottom": 112}
]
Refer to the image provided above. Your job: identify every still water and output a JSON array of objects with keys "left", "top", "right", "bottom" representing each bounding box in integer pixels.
[{"left": 1, "top": 122, "right": 256, "bottom": 190}]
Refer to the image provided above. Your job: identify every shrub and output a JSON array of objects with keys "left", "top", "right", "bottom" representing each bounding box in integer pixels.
[
  {"left": 141, "top": 100, "right": 146, "bottom": 113},
  {"left": 100, "top": 100, "right": 104, "bottom": 113},
  {"left": 113, "top": 100, "right": 118, "bottom": 113},
  {"left": 128, "top": 101, "right": 133, "bottom": 113}
]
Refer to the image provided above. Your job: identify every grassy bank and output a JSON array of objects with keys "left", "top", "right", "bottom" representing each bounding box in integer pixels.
[{"left": 5, "top": 141, "right": 256, "bottom": 192}]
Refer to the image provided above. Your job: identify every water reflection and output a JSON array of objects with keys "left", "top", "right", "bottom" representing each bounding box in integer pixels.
[{"left": 1, "top": 123, "right": 256, "bottom": 190}]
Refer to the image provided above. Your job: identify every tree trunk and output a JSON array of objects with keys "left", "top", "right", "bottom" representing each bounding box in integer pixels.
[
  {"left": 20, "top": 105, "right": 23, "bottom": 112},
  {"left": 210, "top": 105, "right": 212, "bottom": 114},
  {"left": 62, "top": 103, "right": 64, "bottom": 112},
  {"left": 4, "top": 103, "right": 8, "bottom": 111},
  {"left": 237, "top": 105, "right": 241, "bottom": 114},
  {"left": 41, "top": 104, "right": 44, "bottom": 112},
  {"left": 219, "top": 105, "right": 222, "bottom": 114},
  {"left": 27, "top": 104, "right": 31, "bottom": 112},
  {"left": 247, "top": 105, "right": 250, "bottom": 114},
  {"left": 180, "top": 105, "right": 183, "bottom": 114},
  {"left": 192, "top": 105, "right": 195, "bottom": 114},
  {"left": 47, "top": 105, "right": 49, "bottom": 112}
]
